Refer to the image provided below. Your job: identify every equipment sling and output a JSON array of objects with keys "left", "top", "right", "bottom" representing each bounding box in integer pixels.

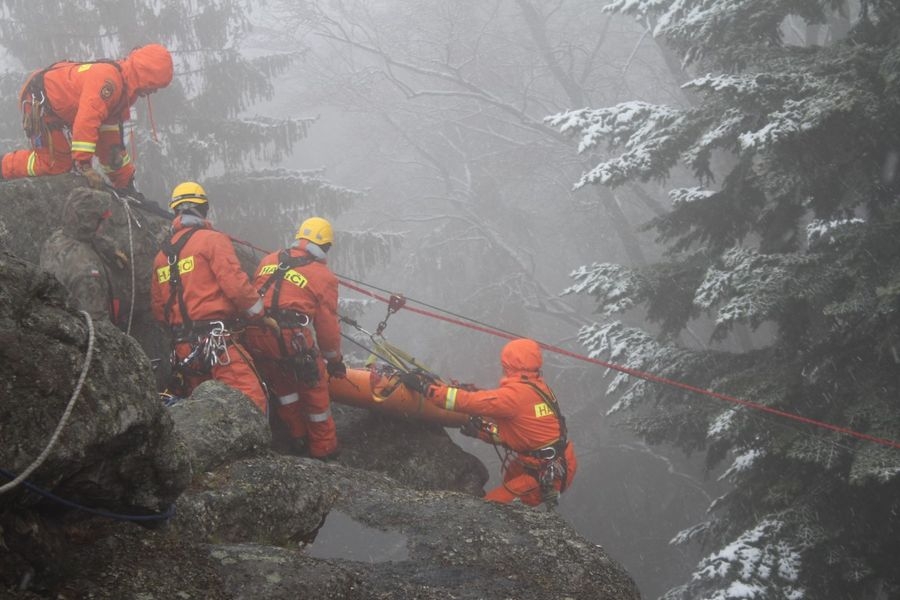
[
  {"left": 160, "top": 227, "right": 200, "bottom": 332},
  {"left": 256, "top": 250, "right": 319, "bottom": 384}
]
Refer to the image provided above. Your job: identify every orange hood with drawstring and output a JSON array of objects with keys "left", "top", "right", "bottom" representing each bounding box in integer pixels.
[
  {"left": 430, "top": 338, "right": 562, "bottom": 452},
  {"left": 501, "top": 338, "right": 542, "bottom": 377},
  {"left": 118, "top": 44, "right": 174, "bottom": 105}
]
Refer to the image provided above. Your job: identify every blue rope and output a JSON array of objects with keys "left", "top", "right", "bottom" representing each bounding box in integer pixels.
[{"left": 0, "top": 468, "right": 175, "bottom": 522}]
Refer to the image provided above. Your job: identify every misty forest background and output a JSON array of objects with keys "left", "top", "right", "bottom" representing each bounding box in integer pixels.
[{"left": 2, "top": 1, "right": 900, "bottom": 598}]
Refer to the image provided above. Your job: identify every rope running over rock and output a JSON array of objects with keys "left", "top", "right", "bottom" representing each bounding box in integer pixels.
[{"left": 0, "top": 310, "right": 95, "bottom": 494}]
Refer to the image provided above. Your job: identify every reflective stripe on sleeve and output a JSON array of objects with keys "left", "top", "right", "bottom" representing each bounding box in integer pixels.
[
  {"left": 71, "top": 140, "right": 97, "bottom": 153},
  {"left": 26, "top": 152, "right": 37, "bottom": 176},
  {"left": 246, "top": 298, "right": 264, "bottom": 316},
  {"left": 277, "top": 393, "right": 300, "bottom": 406},
  {"left": 444, "top": 387, "right": 458, "bottom": 411},
  {"left": 99, "top": 124, "right": 121, "bottom": 133},
  {"left": 308, "top": 408, "right": 332, "bottom": 423}
]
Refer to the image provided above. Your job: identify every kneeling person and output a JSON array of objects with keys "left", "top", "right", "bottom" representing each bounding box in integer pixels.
[{"left": 414, "top": 339, "right": 577, "bottom": 508}]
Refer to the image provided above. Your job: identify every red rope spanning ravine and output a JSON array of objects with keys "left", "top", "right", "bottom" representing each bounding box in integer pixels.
[{"left": 229, "top": 235, "right": 900, "bottom": 451}]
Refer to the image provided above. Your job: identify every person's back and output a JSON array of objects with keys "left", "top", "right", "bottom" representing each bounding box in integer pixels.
[
  {"left": 151, "top": 217, "right": 255, "bottom": 326},
  {"left": 244, "top": 217, "right": 345, "bottom": 460},
  {"left": 150, "top": 181, "right": 267, "bottom": 411}
]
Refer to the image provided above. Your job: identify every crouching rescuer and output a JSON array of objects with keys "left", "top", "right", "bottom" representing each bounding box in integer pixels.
[
  {"left": 407, "top": 338, "right": 576, "bottom": 507},
  {"left": 244, "top": 217, "right": 345, "bottom": 460},
  {"left": 150, "top": 181, "right": 268, "bottom": 410}
]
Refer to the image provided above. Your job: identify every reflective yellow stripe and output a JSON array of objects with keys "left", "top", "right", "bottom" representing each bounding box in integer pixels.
[
  {"left": 119, "top": 153, "right": 131, "bottom": 166},
  {"left": 444, "top": 387, "right": 458, "bottom": 411},
  {"left": 71, "top": 141, "right": 96, "bottom": 153},
  {"left": 26, "top": 152, "right": 37, "bottom": 176},
  {"left": 99, "top": 124, "right": 121, "bottom": 133}
]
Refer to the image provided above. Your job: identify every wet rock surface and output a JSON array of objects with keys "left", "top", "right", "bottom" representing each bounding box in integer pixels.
[{"left": 1, "top": 178, "right": 642, "bottom": 599}]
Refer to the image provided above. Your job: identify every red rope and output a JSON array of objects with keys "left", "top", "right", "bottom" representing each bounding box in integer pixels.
[
  {"left": 338, "top": 279, "right": 900, "bottom": 450},
  {"left": 229, "top": 236, "right": 900, "bottom": 450}
]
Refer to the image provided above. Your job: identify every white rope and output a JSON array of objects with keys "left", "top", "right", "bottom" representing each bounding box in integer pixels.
[
  {"left": 118, "top": 196, "right": 138, "bottom": 335},
  {"left": 0, "top": 310, "right": 95, "bottom": 494}
]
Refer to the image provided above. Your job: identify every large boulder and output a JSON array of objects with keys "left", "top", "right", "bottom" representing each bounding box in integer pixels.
[
  {"left": 0, "top": 174, "right": 174, "bottom": 387},
  {"left": 168, "top": 380, "right": 272, "bottom": 475},
  {"left": 1, "top": 455, "right": 640, "bottom": 600},
  {"left": 333, "top": 404, "right": 489, "bottom": 496},
  {"left": 0, "top": 252, "right": 191, "bottom": 512}
]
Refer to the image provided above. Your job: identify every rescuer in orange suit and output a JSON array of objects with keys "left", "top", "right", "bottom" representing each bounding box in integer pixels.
[
  {"left": 244, "top": 217, "right": 345, "bottom": 460},
  {"left": 409, "top": 338, "right": 576, "bottom": 507},
  {"left": 1, "top": 44, "right": 173, "bottom": 191},
  {"left": 150, "top": 181, "right": 268, "bottom": 410}
]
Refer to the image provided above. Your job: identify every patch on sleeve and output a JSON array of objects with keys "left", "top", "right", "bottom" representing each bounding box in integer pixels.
[{"left": 100, "top": 79, "right": 116, "bottom": 100}]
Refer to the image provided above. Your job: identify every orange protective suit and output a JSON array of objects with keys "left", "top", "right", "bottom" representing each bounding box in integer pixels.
[
  {"left": 430, "top": 338, "right": 577, "bottom": 506},
  {"left": 1, "top": 44, "right": 173, "bottom": 188},
  {"left": 243, "top": 240, "right": 342, "bottom": 459},
  {"left": 150, "top": 214, "right": 267, "bottom": 410}
]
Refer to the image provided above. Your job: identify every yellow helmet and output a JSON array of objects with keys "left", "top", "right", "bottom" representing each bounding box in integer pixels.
[
  {"left": 295, "top": 217, "right": 334, "bottom": 245},
  {"left": 169, "top": 181, "right": 209, "bottom": 210}
]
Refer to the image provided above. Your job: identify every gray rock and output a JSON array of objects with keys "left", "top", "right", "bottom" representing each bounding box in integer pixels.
[
  {"left": 173, "top": 456, "right": 339, "bottom": 546},
  {"left": 0, "top": 174, "right": 175, "bottom": 388},
  {"left": 0, "top": 252, "right": 191, "bottom": 512},
  {"left": 333, "top": 403, "right": 489, "bottom": 495},
  {"left": 168, "top": 380, "right": 272, "bottom": 475}
]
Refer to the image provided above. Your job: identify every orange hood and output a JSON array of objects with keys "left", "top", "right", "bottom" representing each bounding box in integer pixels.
[
  {"left": 119, "top": 44, "right": 173, "bottom": 101},
  {"left": 501, "top": 338, "right": 542, "bottom": 377}
]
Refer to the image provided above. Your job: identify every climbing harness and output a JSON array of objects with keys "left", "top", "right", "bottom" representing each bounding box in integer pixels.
[
  {"left": 160, "top": 226, "right": 238, "bottom": 392},
  {"left": 20, "top": 59, "right": 131, "bottom": 163},
  {"left": 0, "top": 310, "right": 95, "bottom": 495},
  {"left": 160, "top": 226, "right": 200, "bottom": 331},
  {"left": 254, "top": 249, "right": 320, "bottom": 385}
]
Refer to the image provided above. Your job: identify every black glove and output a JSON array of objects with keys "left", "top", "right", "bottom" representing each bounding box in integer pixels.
[
  {"left": 117, "top": 178, "right": 147, "bottom": 203},
  {"left": 399, "top": 371, "right": 431, "bottom": 395},
  {"left": 326, "top": 359, "right": 347, "bottom": 378},
  {"left": 460, "top": 416, "right": 484, "bottom": 438}
]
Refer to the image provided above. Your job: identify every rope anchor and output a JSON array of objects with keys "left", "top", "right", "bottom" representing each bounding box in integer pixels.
[{"left": 374, "top": 293, "right": 406, "bottom": 336}]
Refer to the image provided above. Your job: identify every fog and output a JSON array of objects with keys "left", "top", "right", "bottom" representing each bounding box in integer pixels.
[
  {"left": 4, "top": 0, "right": 896, "bottom": 598},
  {"left": 240, "top": 3, "right": 721, "bottom": 596}
]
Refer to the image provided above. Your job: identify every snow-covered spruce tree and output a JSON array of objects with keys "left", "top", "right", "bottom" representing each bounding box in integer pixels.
[
  {"left": 0, "top": 0, "right": 372, "bottom": 251},
  {"left": 550, "top": 1, "right": 900, "bottom": 599}
]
